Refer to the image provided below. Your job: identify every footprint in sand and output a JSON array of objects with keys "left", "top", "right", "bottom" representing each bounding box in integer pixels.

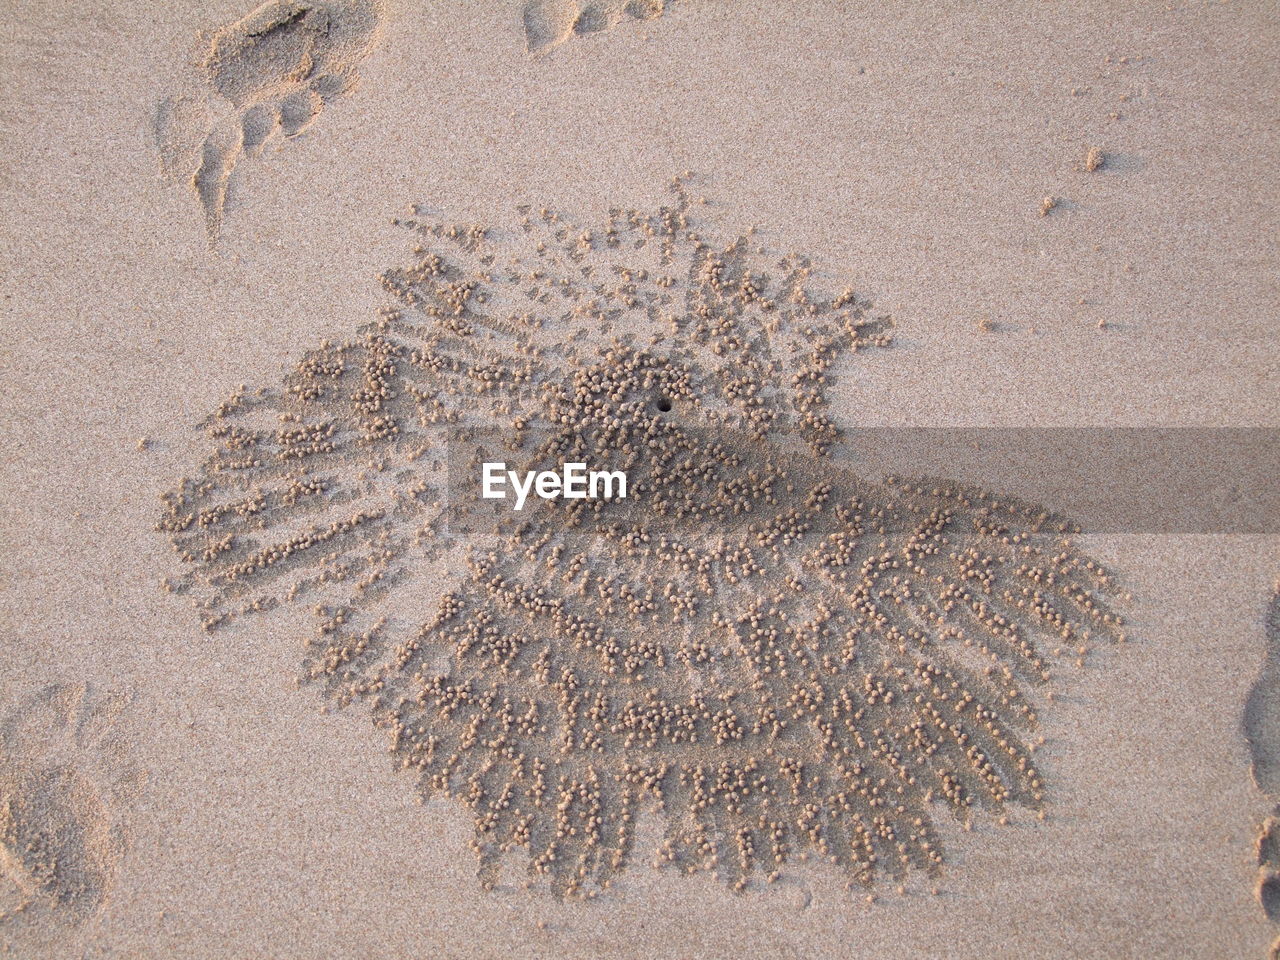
[
  {"left": 154, "top": 0, "right": 385, "bottom": 240},
  {"left": 0, "top": 683, "right": 143, "bottom": 951},
  {"left": 523, "top": 0, "right": 673, "bottom": 55},
  {"left": 1244, "top": 590, "right": 1280, "bottom": 956}
]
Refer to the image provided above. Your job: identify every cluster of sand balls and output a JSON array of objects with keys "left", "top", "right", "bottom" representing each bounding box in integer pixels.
[{"left": 158, "top": 178, "right": 1125, "bottom": 897}]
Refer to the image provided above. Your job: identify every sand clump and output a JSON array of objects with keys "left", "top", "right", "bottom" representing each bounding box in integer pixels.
[
  {"left": 0, "top": 684, "right": 142, "bottom": 952},
  {"left": 154, "top": 0, "right": 385, "bottom": 238},
  {"left": 157, "top": 178, "right": 1126, "bottom": 898},
  {"left": 523, "top": 0, "right": 673, "bottom": 54}
]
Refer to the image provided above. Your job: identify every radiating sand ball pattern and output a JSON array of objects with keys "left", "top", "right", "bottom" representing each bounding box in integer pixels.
[{"left": 157, "top": 180, "right": 1126, "bottom": 897}]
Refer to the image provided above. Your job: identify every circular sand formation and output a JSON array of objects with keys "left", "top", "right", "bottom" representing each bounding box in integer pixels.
[{"left": 158, "top": 180, "right": 1125, "bottom": 897}]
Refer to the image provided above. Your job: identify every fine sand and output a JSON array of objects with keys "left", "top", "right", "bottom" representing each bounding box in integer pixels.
[{"left": 2, "top": 2, "right": 1278, "bottom": 958}]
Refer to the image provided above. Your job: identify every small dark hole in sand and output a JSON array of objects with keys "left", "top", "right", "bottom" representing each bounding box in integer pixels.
[{"left": 655, "top": 397, "right": 672, "bottom": 413}]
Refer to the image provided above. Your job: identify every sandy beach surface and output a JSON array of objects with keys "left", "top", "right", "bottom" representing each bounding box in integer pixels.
[{"left": 2, "top": 2, "right": 1277, "bottom": 957}]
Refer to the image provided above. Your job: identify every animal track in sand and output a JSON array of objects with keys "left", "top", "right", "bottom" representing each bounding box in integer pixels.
[
  {"left": 1245, "top": 590, "right": 1280, "bottom": 955},
  {"left": 523, "top": 0, "right": 674, "bottom": 54},
  {"left": 154, "top": 0, "right": 384, "bottom": 239},
  {"left": 158, "top": 178, "right": 1126, "bottom": 898},
  {"left": 0, "top": 683, "right": 143, "bottom": 948}
]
